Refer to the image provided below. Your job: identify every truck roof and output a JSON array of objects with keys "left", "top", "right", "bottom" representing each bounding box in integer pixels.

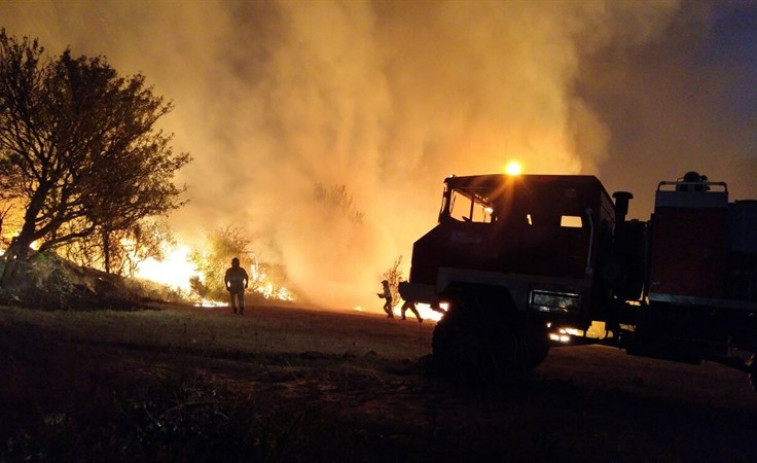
[{"left": 444, "top": 174, "right": 611, "bottom": 199}]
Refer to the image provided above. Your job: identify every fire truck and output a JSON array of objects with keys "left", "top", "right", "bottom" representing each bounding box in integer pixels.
[{"left": 399, "top": 171, "right": 757, "bottom": 389}]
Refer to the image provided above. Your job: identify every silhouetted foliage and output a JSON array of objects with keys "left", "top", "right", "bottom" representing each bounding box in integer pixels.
[
  {"left": 61, "top": 219, "right": 173, "bottom": 277},
  {"left": 382, "top": 255, "right": 404, "bottom": 305},
  {"left": 0, "top": 30, "right": 190, "bottom": 280},
  {"left": 315, "top": 183, "right": 364, "bottom": 223},
  {"left": 189, "top": 226, "right": 294, "bottom": 303},
  {"left": 189, "top": 226, "right": 252, "bottom": 301}
]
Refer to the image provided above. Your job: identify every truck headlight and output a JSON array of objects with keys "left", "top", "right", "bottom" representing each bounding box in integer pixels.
[
  {"left": 549, "top": 330, "right": 572, "bottom": 343},
  {"left": 529, "top": 289, "right": 580, "bottom": 313}
]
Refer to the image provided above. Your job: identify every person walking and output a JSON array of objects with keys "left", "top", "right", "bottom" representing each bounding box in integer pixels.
[
  {"left": 401, "top": 299, "right": 423, "bottom": 323},
  {"left": 377, "top": 280, "right": 394, "bottom": 318},
  {"left": 224, "top": 257, "right": 249, "bottom": 314}
]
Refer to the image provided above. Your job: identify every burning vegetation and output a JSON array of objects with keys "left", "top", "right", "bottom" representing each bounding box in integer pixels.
[
  {"left": 183, "top": 226, "right": 295, "bottom": 305},
  {"left": 0, "top": 31, "right": 298, "bottom": 309},
  {"left": 0, "top": 224, "right": 297, "bottom": 310}
]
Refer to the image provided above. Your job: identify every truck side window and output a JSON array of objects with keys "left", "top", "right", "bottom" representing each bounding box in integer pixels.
[{"left": 560, "top": 216, "right": 583, "bottom": 228}]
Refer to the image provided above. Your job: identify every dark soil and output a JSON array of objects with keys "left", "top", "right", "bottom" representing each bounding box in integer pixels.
[{"left": 1, "top": 304, "right": 756, "bottom": 463}]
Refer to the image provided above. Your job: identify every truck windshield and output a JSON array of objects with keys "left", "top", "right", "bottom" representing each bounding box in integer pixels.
[
  {"left": 449, "top": 189, "right": 496, "bottom": 223},
  {"left": 443, "top": 183, "right": 585, "bottom": 227}
]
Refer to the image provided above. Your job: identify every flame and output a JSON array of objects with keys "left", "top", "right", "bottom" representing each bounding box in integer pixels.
[
  {"left": 249, "top": 259, "right": 295, "bottom": 301},
  {"left": 390, "top": 302, "right": 443, "bottom": 322},
  {"left": 135, "top": 245, "right": 197, "bottom": 292}
]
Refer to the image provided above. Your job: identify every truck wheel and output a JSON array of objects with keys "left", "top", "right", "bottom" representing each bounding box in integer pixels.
[
  {"left": 432, "top": 311, "right": 491, "bottom": 384},
  {"left": 519, "top": 320, "right": 550, "bottom": 370},
  {"left": 489, "top": 317, "right": 549, "bottom": 372},
  {"left": 475, "top": 289, "right": 550, "bottom": 372},
  {"left": 431, "top": 291, "right": 549, "bottom": 383}
]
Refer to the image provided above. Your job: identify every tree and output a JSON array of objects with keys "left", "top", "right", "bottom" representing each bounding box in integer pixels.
[
  {"left": 61, "top": 219, "right": 173, "bottom": 277},
  {"left": 0, "top": 30, "right": 190, "bottom": 281}
]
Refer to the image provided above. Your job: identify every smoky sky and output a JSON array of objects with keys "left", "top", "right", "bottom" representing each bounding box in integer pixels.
[
  {"left": 2, "top": 0, "right": 755, "bottom": 310},
  {"left": 578, "top": 0, "right": 757, "bottom": 217}
]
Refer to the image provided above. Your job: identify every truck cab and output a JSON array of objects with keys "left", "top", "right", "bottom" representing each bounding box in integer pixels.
[
  {"left": 400, "top": 174, "right": 618, "bottom": 379},
  {"left": 402, "top": 174, "right": 616, "bottom": 324}
]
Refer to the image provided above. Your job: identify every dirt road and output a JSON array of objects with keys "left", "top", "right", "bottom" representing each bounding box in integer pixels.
[{"left": 1, "top": 304, "right": 756, "bottom": 462}]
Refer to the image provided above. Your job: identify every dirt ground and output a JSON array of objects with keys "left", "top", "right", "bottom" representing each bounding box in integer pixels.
[{"left": 1, "top": 303, "right": 757, "bottom": 463}]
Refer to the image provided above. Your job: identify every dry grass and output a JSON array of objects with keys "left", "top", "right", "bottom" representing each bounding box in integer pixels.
[{"left": 2, "top": 303, "right": 757, "bottom": 463}]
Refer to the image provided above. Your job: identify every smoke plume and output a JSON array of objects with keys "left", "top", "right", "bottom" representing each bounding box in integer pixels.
[{"left": 2, "top": 0, "right": 754, "bottom": 311}]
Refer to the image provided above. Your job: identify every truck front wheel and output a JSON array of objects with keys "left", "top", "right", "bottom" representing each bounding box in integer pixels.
[{"left": 431, "top": 289, "right": 549, "bottom": 383}]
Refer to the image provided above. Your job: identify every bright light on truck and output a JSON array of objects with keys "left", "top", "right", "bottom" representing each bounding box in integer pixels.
[
  {"left": 549, "top": 330, "right": 571, "bottom": 343},
  {"left": 505, "top": 161, "right": 522, "bottom": 175}
]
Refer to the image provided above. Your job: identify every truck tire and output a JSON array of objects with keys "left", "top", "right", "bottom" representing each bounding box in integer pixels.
[
  {"left": 431, "top": 286, "right": 550, "bottom": 383},
  {"left": 520, "top": 319, "right": 550, "bottom": 370},
  {"left": 432, "top": 312, "right": 491, "bottom": 383}
]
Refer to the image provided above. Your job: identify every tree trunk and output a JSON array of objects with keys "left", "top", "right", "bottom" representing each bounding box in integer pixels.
[
  {"left": 102, "top": 229, "right": 111, "bottom": 275},
  {"left": 0, "top": 238, "right": 28, "bottom": 286},
  {"left": 0, "top": 258, "right": 15, "bottom": 287},
  {"left": 2, "top": 184, "right": 49, "bottom": 287}
]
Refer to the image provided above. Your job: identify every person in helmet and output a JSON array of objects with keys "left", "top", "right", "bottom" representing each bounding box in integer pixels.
[
  {"left": 224, "top": 257, "right": 249, "bottom": 314},
  {"left": 377, "top": 280, "right": 394, "bottom": 318}
]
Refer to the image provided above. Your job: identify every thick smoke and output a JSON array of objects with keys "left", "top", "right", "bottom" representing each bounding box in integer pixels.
[
  {"left": 577, "top": 1, "right": 757, "bottom": 217},
  {"left": 2, "top": 0, "right": 754, "bottom": 311}
]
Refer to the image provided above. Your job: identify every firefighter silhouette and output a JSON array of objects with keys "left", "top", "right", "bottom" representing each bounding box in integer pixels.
[
  {"left": 401, "top": 299, "right": 423, "bottom": 323},
  {"left": 377, "top": 280, "right": 394, "bottom": 318},
  {"left": 224, "top": 257, "right": 249, "bottom": 314}
]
